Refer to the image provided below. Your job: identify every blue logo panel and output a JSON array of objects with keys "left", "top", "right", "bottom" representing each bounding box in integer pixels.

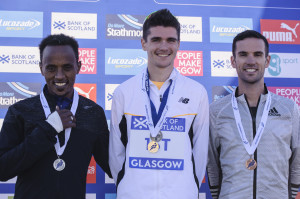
[
  {"left": 210, "top": 17, "right": 252, "bottom": 43},
  {"left": 131, "top": 116, "right": 149, "bottom": 130},
  {"left": 0, "top": 82, "right": 41, "bottom": 109},
  {"left": 105, "top": 48, "right": 147, "bottom": 75},
  {"left": 161, "top": 117, "right": 185, "bottom": 132},
  {"left": 106, "top": 14, "right": 145, "bottom": 40},
  {"left": 131, "top": 116, "right": 186, "bottom": 132},
  {"left": 0, "top": 11, "right": 43, "bottom": 38},
  {"left": 129, "top": 157, "right": 184, "bottom": 170}
]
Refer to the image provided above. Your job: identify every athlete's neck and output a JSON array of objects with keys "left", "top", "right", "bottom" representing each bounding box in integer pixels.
[
  {"left": 148, "top": 65, "right": 173, "bottom": 82},
  {"left": 238, "top": 83, "right": 265, "bottom": 107}
]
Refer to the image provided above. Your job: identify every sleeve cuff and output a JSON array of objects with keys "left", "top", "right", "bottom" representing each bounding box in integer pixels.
[
  {"left": 46, "top": 111, "right": 63, "bottom": 133},
  {"left": 291, "top": 184, "right": 300, "bottom": 199}
]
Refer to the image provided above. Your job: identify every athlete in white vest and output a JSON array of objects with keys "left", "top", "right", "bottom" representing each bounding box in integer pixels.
[{"left": 109, "top": 9, "right": 209, "bottom": 199}]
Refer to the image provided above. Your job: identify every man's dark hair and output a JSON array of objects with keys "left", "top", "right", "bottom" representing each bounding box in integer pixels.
[
  {"left": 39, "top": 34, "right": 79, "bottom": 62},
  {"left": 142, "top": 9, "right": 180, "bottom": 41},
  {"left": 232, "top": 30, "right": 269, "bottom": 57}
]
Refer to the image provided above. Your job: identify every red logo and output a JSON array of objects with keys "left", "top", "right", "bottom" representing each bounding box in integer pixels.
[
  {"left": 174, "top": 51, "right": 203, "bottom": 76},
  {"left": 79, "top": 48, "right": 97, "bottom": 74},
  {"left": 260, "top": 19, "right": 300, "bottom": 44},
  {"left": 74, "top": 83, "right": 97, "bottom": 103},
  {"left": 269, "top": 87, "right": 300, "bottom": 108},
  {"left": 86, "top": 157, "right": 96, "bottom": 184}
]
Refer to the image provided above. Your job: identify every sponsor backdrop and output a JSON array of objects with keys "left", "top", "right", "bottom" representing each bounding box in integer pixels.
[{"left": 0, "top": 0, "right": 300, "bottom": 198}]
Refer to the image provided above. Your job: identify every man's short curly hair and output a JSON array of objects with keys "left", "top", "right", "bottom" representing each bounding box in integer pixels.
[{"left": 39, "top": 34, "right": 79, "bottom": 63}]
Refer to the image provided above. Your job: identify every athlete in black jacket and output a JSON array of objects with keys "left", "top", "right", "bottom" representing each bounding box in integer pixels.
[{"left": 0, "top": 34, "right": 111, "bottom": 199}]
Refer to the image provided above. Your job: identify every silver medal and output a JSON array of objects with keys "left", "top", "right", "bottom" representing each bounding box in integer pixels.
[
  {"left": 150, "top": 131, "right": 163, "bottom": 142},
  {"left": 53, "top": 158, "right": 65, "bottom": 171}
]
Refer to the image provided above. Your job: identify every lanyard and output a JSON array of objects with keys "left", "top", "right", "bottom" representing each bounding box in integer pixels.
[
  {"left": 40, "top": 90, "right": 79, "bottom": 156},
  {"left": 231, "top": 91, "right": 271, "bottom": 156},
  {"left": 146, "top": 70, "right": 173, "bottom": 127},
  {"left": 142, "top": 68, "right": 177, "bottom": 138}
]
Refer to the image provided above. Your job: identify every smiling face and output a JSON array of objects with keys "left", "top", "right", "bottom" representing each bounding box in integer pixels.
[
  {"left": 40, "top": 45, "right": 81, "bottom": 98},
  {"left": 141, "top": 26, "right": 180, "bottom": 71},
  {"left": 231, "top": 37, "right": 270, "bottom": 87}
]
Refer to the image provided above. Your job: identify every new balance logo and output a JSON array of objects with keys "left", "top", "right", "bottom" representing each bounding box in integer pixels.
[
  {"left": 268, "top": 107, "right": 281, "bottom": 116},
  {"left": 178, "top": 97, "right": 189, "bottom": 104}
]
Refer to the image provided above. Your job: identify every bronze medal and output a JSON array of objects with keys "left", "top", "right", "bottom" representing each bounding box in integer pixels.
[{"left": 245, "top": 158, "right": 257, "bottom": 170}]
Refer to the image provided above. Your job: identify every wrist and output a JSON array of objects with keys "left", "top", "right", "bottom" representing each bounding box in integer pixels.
[{"left": 46, "top": 111, "right": 63, "bottom": 133}]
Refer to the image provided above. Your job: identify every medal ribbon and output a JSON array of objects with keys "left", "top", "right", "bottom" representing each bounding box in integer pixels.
[
  {"left": 231, "top": 91, "right": 271, "bottom": 156},
  {"left": 142, "top": 68, "right": 177, "bottom": 138},
  {"left": 40, "top": 90, "right": 79, "bottom": 156},
  {"left": 147, "top": 71, "right": 173, "bottom": 127}
]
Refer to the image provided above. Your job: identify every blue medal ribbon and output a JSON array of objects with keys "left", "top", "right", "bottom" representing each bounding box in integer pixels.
[
  {"left": 55, "top": 96, "right": 72, "bottom": 110},
  {"left": 146, "top": 70, "right": 172, "bottom": 127}
]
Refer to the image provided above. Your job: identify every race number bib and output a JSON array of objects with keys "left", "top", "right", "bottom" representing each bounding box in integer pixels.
[{"left": 128, "top": 116, "right": 185, "bottom": 171}]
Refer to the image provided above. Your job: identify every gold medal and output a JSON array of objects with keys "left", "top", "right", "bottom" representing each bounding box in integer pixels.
[
  {"left": 147, "top": 141, "right": 159, "bottom": 153},
  {"left": 245, "top": 158, "right": 257, "bottom": 170}
]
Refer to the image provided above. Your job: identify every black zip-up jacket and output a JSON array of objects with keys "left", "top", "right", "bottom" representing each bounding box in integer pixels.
[{"left": 0, "top": 87, "right": 111, "bottom": 199}]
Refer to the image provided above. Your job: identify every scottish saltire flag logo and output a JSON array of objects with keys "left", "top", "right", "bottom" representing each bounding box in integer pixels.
[
  {"left": 0, "top": 55, "right": 10, "bottom": 64},
  {"left": 0, "top": 46, "right": 40, "bottom": 73},
  {"left": 51, "top": 12, "right": 97, "bottom": 39},
  {"left": 131, "top": 116, "right": 149, "bottom": 130},
  {"left": 53, "top": 21, "right": 66, "bottom": 30},
  {"left": 105, "top": 84, "right": 119, "bottom": 110}
]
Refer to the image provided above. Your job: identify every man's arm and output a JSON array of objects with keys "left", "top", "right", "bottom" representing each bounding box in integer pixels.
[
  {"left": 0, "top": 106, "right": 57, "bottom": 181},
  {"left": 92, "top": 105, "right": 112, "bottom": 178},
  {"left": 207, "top": 104, "right": 222, "bottom": 199},
  {"left": 192, "top": 85, "right": 209, "bottom": 190},
  {"left": 109, "top": 87, "right": 126, "bottom": 183},
  {"left": 289, "top": 103, "right": 300, "bottom": 199}
]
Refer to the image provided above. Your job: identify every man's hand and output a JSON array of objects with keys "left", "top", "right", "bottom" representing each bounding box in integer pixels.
[{"left": 56, "top": 106, "right": 76, "bottom": 129}]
